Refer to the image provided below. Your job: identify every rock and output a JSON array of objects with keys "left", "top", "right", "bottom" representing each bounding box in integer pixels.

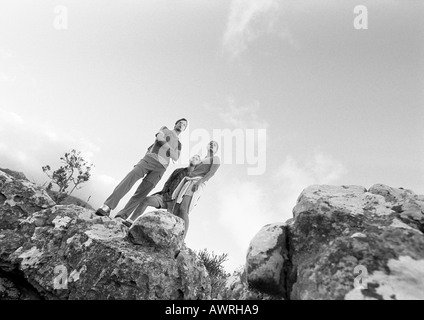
[
  {"left": 175, "top": 245, "right": 212, "bottom": 299},
  {"left": 218, "top": 266, "right": 281, "bottom": 300},
  {"left": 246, "top": 184, "right": 424, "bottom": 300},
  {"left": 0, "top": 171, "right": 211, "bottom": 300},
  {"left": 245, "top": 223, "right": 288, "bottom": 296},
  {"left": 128, "top": 211, "right": 185, "bottom": 255},
  {"left": 0, "top": 270, "right": 42, "bottom": 300},
  {"left": 369, "top": 184, "right": 424, "bottom": 233},
  {"left": 368, "top": 184, "right": 416, "bottom": 204},
  {"left": 46, "top": 190, "right": 95, "bottom": 210},
  {"left": 344, "top": 255, "right": 424, "bottom": 300},
  {"left": 0, "top": 170, "right": 56, "bottom": 231},
  {"left": 0, "top": 276, "right": 21, "bottom": 300},
  {"left": 289, "top": 184, "right": 424, "bottom": 300},
  {"left": 0, "top": 168, "right": 28, "bottom": 181},
  {"left": 292, "top": 184, "right": 383, "bottom": 218}
]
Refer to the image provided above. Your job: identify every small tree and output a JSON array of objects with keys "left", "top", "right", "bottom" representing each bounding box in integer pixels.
[
  {"left": 196, "top": 249, "right": 230, "bottom": 299},
  {"left": 42, "top": 149, "right": 94, "bottom": 203}
]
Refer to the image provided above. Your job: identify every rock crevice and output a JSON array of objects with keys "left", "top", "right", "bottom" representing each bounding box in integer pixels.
[
  {"left": 0, "top": 267, "right": 44, "bottom": 300},
  {"left": 283, "top": 224, "right": 295, "bottom": 300},
  {"left": 245, "top": 184, "right": 424, "bottom": 300}
]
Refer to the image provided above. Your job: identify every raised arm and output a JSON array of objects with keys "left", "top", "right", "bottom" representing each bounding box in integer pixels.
[
  {"left": 199, "top": 160, "right": 220, "bottom": 184},
  {"left": 191, "top": 158, "right": 220, "bottom": 192}
]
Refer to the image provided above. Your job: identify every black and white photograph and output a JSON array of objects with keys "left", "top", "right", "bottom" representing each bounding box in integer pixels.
[{"left": 0, "top": 0, "right": 423, "bottom": 306}]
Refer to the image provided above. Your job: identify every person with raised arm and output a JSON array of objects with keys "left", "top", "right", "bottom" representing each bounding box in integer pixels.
[{"left": 95, "top": 118, "right": 188, "bottom": 219}]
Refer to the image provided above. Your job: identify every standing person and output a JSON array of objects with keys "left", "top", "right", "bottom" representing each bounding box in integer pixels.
[
  {"left": 95, "top": 118, "right": 188, "bottom": 217},
  {"left": 173, "top": 141, "right": 220, "bottom": 239},
  {"left": 121, "top": 154, "right": 201, "bottom": 227}
]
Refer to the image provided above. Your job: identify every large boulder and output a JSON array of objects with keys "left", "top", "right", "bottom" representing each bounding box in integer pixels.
[
  {"left": 218, "top": 266, "right": 281, "bottom": 300},
  {"left": 128, "top": 211, "right": 185, "bottom": 255},
  {"left": 245, "top": 184, "right": 424, "bottom": 300},
  {"left": 0, "top": 171, "right": 211, "bottom": 300},
  {"left": 245, "top": 223, "right": 288, "bottom": 296}
]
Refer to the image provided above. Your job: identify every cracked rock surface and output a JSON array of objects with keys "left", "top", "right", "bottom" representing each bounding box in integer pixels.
[
  {"left": 0, "top": 169, "right": 211, "bottom": 300},
  {"left": 246, "top": 184, "right": 424, "bottom": 300}
]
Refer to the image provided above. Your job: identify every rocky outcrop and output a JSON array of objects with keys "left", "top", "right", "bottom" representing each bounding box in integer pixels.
[
  {"left": 246, "top": 184, "right": 424, "bottom": 300},
  {"left": 0, "top": 168, "right": 28, "bottom": 181},
  {"left": 245, "top": 223, "right": 287, "bottom": 296},
  {"left": 128, "top": 211, "right": 185, "bottom": 255},
  {"left": 0, "top": 170, "right": 211, "bottom": 300},
  {"left": 0, "top": 170, "right": 56, "bottom": 231},
  {"left": 218, "top": 266, "right": 280, "bottom": 300},
  {"left": 46, "top": 190, "right": 95, "bottom": 210}
]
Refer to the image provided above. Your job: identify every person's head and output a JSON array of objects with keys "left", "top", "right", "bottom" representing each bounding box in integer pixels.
[
  {"left": 174, "top": 118, "right": 188, "bottom": 133},
  {"left": 189, "top": 154, "right": 201, "bottom": 167},
  {"left": 207, "top": 141, "right": 219, "bottom": 155}
]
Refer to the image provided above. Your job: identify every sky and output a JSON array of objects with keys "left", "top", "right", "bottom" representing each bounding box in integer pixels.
[{"left": 0, "top": 0, "right": 423, "bottom": 272}]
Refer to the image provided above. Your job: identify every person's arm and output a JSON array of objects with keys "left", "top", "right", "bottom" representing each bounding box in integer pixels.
[
  {"left": 146, "top": 126, "right": 167, "bottom": 154},
  {"left": 155, "top": 126, "right": 167, "bottom": 142},
  {"left": 172, "top": 141, "right": 182, "bottom": 161},
  {"left": 191, "top": 157, "right": 220, "bottom": 191},
  {"left": 163, "top": 140, "right": 181, "bottom": 162},
  {"left": 199, "top": 162, "right": 220, "bottom": 184}
]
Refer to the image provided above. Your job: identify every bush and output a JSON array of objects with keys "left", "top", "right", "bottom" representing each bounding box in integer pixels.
[
  {"left": 196, "top": 249, "right": 230, "bottom": 299},
  {"left": 42, "top": 149, "right": 94, "bottom": 203}
]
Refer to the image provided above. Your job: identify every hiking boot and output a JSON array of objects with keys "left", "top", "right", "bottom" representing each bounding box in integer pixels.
[
  {"left": 114, "top": 216, "right": 132, "bottom": 228},
  {"left": 95, "top": 208, "right": 110, "bottom": 217},
  {"left": 122, "top": 220, "right": 132, "bottom": 228}
]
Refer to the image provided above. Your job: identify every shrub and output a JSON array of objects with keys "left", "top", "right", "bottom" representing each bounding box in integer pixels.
[
  {"left": 42, "top": 149, "right": 94, "bottom": 203},
  {"left": 196, "top": 249, "right": 230, "bottom": 299}
]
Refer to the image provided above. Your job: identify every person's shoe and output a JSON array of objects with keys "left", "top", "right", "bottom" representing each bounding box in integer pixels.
[
  {"left": 114, "top": 216, "right": 132, "bottom": 228},
  {"left": 95, "top": 208, "right": 110, "bottom": 217},
  {"left": 122, "top": 220, "right": 132, "bottom": 228},
  {"left": 114, "top": 213, "right": 125, "bottom": 219}
]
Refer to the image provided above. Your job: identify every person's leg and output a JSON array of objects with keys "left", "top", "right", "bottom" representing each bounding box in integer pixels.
[
  {"left": 177, "top": 195, "right": 192, "bottom": 239},
  {"left": 167, "top": 200, "right": 178, "bottom": 215},
  {"left": 115, "top": 160, "right": 165, "bottom": 219},
  {"left": 102, "top": 161, "right": 149, "bottom": 211},
  {"left": 127, "top": 195, "right": 162, "bottom": 223},
  {"left": 114, "top": 179, "right": 155, "bottom": 219}
]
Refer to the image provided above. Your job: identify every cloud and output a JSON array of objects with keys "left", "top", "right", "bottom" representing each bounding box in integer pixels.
[
  {"left": 217, "top": 152, "right": 347, "bottom": 232},
  {"left": 214, "top": 151, "right": 346, "bottom": 270},
  {"left": 216, "top": 178, "right": 273, "bottom": 270},
  {"left": 274, "top": 152, "right": 347, "bottom": 221},
  {"left": 77, "top": 173, "right": 120, "bottom": 209},
  {"left": 222, "top": 0, "right": 296, "bottom": 59},
  {"left": 95, "top": 173, "right": 119, "bottom": 186},
  {"left": 0, "top": 109, "right": 99, "bottom": 161},
  {"left": 0, "top": 109, "right": 24, "bottom": 125},
  {"left": 0, "top": 48, "right": 14, "bottom": 60},
  {"left": 207, "top": 98, "right": 268, "bottom": 175},
  {"left": 218, "top": 98, "right": 269, "bottom": 129},
  {"left": 0, "top": 72, "right": 17, "bottom": 83},
  {"left": 0, "top": 108, "right": 105, "bottom": 205},
  {"left": 0, "top": 48, "right": 19, "bottom": 82}
]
